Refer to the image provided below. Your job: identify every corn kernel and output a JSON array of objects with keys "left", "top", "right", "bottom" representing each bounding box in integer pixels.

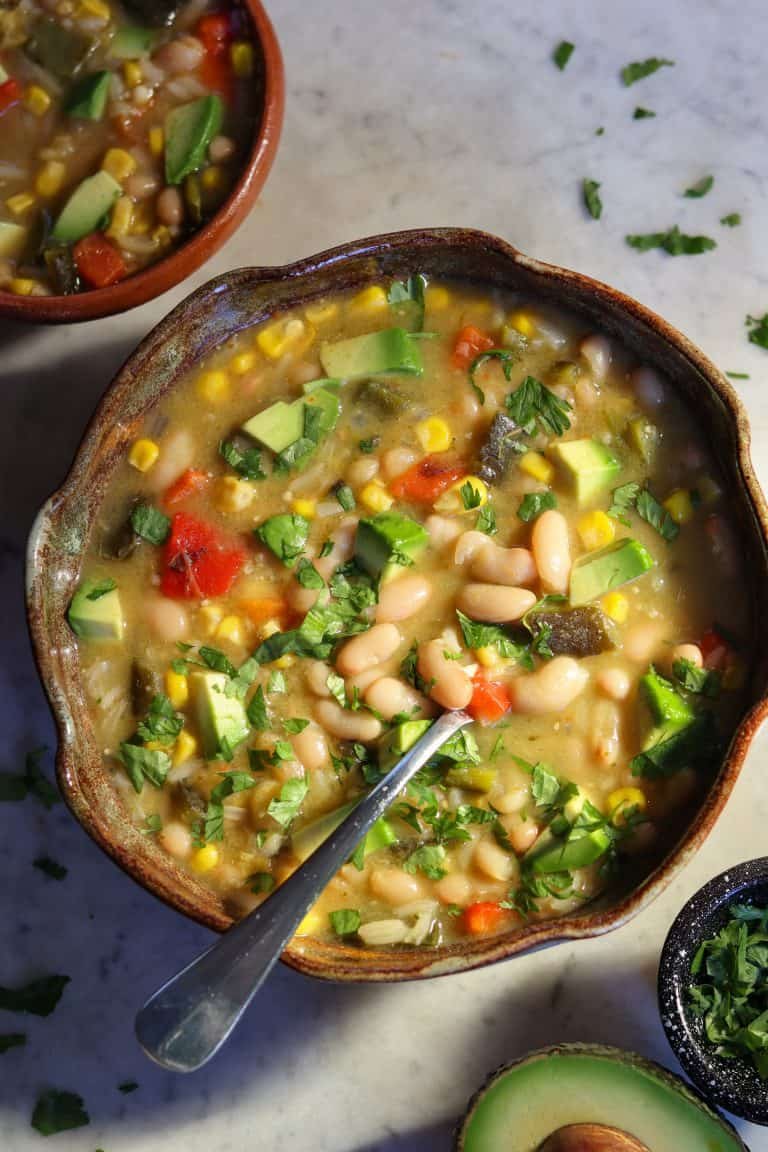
[
  {"left": 304, "top": 299, "right": 338, "bottom": 325},
  {"left": 519, "top": 451, "right": 554, "bottom": 485},
  {"left": 6, "top": 193, "right": 36, "bottom": 216},
  {"left": 213, "top": 476, "right": 253, "bottom": 515},
  {"left": 123, "top": 60, "right": 143, "bottom": 89},
  {"left": 230, "top": 349, "right": 256, "bottom": 375},
  {"left": 128, "top": 438, "right": 159, "bottom": 472},
  {"left": 359, "top": 480, "right": 394, "bottom": 513},
  {"left": 35, "top": 160, "right": 66, "bottom": 198},
  {"left": 102, "top": 147, "right": 137, "bottom": 182},
  {"left": 274, "top": 653, "right": 296, "bottom": 669},
  {"left": 256, "top": 317, "right": 311, "bottom": 360},
  {"left": 165, "top": 670, "right": 188, "bottom": 709},
  {"left": 425, "top": 285, "right": 451, "bottom": 311},
  {"left": 9, "top": 278, "right": 38, "bottom": 296},
  {"left": 130, "top": 202, "right": 152, "bottom": 235},
  {"left": 230, "top": 40, "right": 254, "bottom": 76},
  {"left": 348, "top": 285, "right": 389, "bottom": 316},
  {"left": 148, "top": 125, "right": 164, "bottom": 157},
  {"left": 172, "top": 729, "right": 197, "bottom": 767},
  {"left": 507, "top": 310, "right": 535, "bottom": 338},
  {"left": 608, "top": 787, "right": 646, "bottom": 823},
  {"left": 216, "top": 614, "right": 245, "bottom": 645},
  {"left": 577, "top": 509, "right": 616, "bottom": 551},
  {"left": 191, "top": 844, "right": 219, "bottom": 873},
  {"left": 602, "top": 591, "right": 629, "bottom": 624},
  {"left": 663, "top": 489, "right": 694, "bottom": 525},
  {"left": 291, "top": 497, "right": 316, "bottom": 519},
  {"left": 78, "top": 0, "right": 110, "bottom": 17},
  {"left": 200, "top": 604, "right": 223, "bottom": 635},
  {"left": 197, "top": 369, "right": 230, "bottom": 403},
  {"left": 434, "top": 475, "right": 488, "bottom": 515},
  {"left": 475, "top": 645, "right": 501, "bottom": 668},
  {"left": 108, "top": 196, "right": 133, "bottom": 238},
  {"left": 24, "top": 84, "right": 51, "bottom": 116},
  {"left": 259, "top": 619, "right": 282, "bottom": 640},
  {"left": 201, "top": 164, "right": 224, "bottom": 192},
  {"left": 416, "top": 417, "right": 452, "bottom": 453},
  {"left": 296, "top": 907, "right": 323, "bottom": 936}
]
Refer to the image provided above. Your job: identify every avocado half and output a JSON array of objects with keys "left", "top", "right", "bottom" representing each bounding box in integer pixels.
[{"left": 455, "top": 1044, "right": 749, "bottom": 1152}]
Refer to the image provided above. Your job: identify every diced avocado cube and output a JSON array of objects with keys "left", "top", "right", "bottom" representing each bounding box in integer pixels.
[
  {"left": 625, "top": 416, "right": 660, "bottom": 465},
  {"left": 355, "top": 512, "right": 429, "bottom": 583},
  {"left": 109, "top": 25, "right": 156, "bottom": 58},
  {"left": 302, "top": 377, "right": 341, "bottom": 394},
  {"left": 364, "top": 816, "right": 397, "bottom": 854},
  {"left": 242, "top": 388, "right": 339, "bottom": 454},
  {"left": 67, "top": 579, "right": 124, "bottom": 641},
  {"left": 320, "top": 328, "right": 423, "bottom": 380},
  {"left": 65, "top": 70, "right": 111, "bottom": 120},
  {"left": 551, "top": 438, "right": 622, "bottom": 506},
  {"left": 51, "top": 170, "right": 122, "bottom": 245},
  {"left": 569, "top": 538, "right": 654, "bottom": 607},
  {"left": 0, "top": 221, "right": 28, "bottom": 260},
  {"left": 190, "top": 671, "right": 249, "bottom": 760},
  {"left": 526, "top": 825, "right": 612, "bottom": 873},
  {"left": 165, "top": 94, "right": 223, "bottom": 185},
  {"left": 639, "top": 668, "right": 694, "bottom": 728},
  {"left": 378, "top": 719, "right": 433, "bottom": 773}
]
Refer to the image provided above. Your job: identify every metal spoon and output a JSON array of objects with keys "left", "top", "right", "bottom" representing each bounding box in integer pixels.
[
  {"left": 538, "top": 1124, "right": 650, "bottom": 1152},
  {"left": 136, "top": 708, "right": 471, "bottom": 1072}
]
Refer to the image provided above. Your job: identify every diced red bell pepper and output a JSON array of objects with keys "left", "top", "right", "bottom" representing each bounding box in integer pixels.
[
  {"left": 467, "top": 674, "right": 512, "bottom": 725},
  {"left": 160, "top": 512, "right": 245, "bottom": 599},
  {"left": 389, "top": 455, "right": 465, "bottom": 504},
  {"left": 163, "top": 469, "right": 210, "bottom": 507},
  {"left": 196, "top": 11, "right": 234, "bottom": 103},
  {"left": 452, "top": 324, "right": 495, "bottom": 370},
  {"left": 700, "top": 628, "right": 729, "bottom": 670},
  {"left": 463, "top": 901, "right": 506, "bottom": 935},
  {"left": 0, "top": 78, "right": 21, "bottom": 116},
  {"left": 73, "top": 233, "right": 127, "bottom": 289},
  {"left": 196, "top": 11, "right": 232, "bottom": 52}
]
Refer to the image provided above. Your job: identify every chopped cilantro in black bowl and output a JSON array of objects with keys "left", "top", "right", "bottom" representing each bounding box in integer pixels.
[{"left": 659, "top": 857, "right": 768, "bottom": 1125}]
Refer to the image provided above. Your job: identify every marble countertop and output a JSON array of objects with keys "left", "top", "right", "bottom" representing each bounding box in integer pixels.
[{"left": 2, "top": 0, "right": 768, "bottom": 1148}]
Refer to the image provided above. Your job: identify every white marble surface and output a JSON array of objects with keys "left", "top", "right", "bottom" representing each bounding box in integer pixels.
[{"left": 1, "top": 0, "right": 768, "bottom": 1148}]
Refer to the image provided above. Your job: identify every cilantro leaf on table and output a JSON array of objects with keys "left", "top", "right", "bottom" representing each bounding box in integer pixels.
[
  {"left": 31, "top": 1090, "right": 89, "bottom": 1136},
  {"left": 0, "top": 974, "right": 70, "bottom": 1017},
  {"left": 0, "top": 748, "right": 59, "bottom": 809},
  {"left": 746, "top": 313, "right": 768, "bottom": 350},
  {"left": 0, "top": 1033, "right": 26, "bottom": 1053},
  {"left": 33, "top": 856, "right": 67, "bottom": 881},
  {"left": 684, "top": 175, "right": 714, "bottom": 198},
  {"left": 633, "top": 106, "right": 656, "bottom": 119},
  {"left": 583, "top": 178, "right": 602, "bottom": 219},
  {"left": 553, "top": 41, "right": 574, "bottom": 70},
  {"left": 720, "top": 213, "right": 741, "bottom": 227},
  {"left": 626, "top": 227, "right": 716, "bottom": 256},
  {"left": 621, "top": 57, "right": 674, "bottom": 86}
]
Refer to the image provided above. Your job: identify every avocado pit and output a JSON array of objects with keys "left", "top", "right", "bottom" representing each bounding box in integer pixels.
[{"left": 538, "top": 1124, "right": 650, "bottom": 1152}]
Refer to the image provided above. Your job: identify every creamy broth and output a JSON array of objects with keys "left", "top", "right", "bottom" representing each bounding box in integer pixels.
[{"left": 71, "top": 279, "right": 748, "bottom": 947}]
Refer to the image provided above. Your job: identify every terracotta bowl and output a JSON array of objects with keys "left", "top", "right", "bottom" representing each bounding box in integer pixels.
[
  {"left": 26, "top": 227, "right": 768, "bottom": 981},
  {"left": 0, "top": 0, "right": 284, "bottom": 324}
]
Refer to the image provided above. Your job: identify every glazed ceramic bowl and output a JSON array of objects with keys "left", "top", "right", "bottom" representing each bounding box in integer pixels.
[
  {"left": 26, "top": 228, "right": 768, "bottom": 981},
  {"left": 659, "top": 858, "right": 768, "bottom": 1125},
  {"left": 0, "top": 0, "right": 284, "bottom": 324}
]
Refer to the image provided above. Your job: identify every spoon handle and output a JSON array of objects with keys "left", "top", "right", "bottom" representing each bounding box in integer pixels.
[{"left": 135, "top": 708, "right": 470, "bottom": 1072}]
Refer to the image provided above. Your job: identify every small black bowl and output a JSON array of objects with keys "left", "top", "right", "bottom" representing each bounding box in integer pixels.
[{"left": 658, "top": 857, "right": 768, "bottom": 1126}]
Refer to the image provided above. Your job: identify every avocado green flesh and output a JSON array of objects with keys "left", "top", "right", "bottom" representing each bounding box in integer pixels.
[
  {"left": 65, "top": 70, "right": 111, "bottom": 120},
  {"left": 165, "top": 94, "right": 224, "bottom": 185},
  {"left": 109, "top": 25, "right": 155, "bottom": 58},
  {"left": 51, "top": 170, "right": 122, "bottom": 244},
  {"left": 291, "top": 801, "right": 396, "bottom": 864},
  {"left": 551, "top": 438, "right": 621, "bottom": 506},
  {"left": 526, "top": 827, "right": 611, "bottom": 873},
  {"left": 625, "top": 416, "right": 660, "bottom": 464},
  {"left": 190, "top": 671, "right": 249, "bottom": 759},
  {"left": 639, "top": 669, "right": 693, "bottom": 727},
  {"left": 320, "top": 328, "right": 423, "bottom": 379},
  {"left": 67, "top": 582, "right": 124, "bottom": 641},
  {"left": 0, "top": 221, "right": 28, "bottom": 259},
  {"left": 242, "top": 389, "right": 339, "bottom": 453},
  {"left": 569, "top": 539, "right": 654, "bottom": 607},
  {"left": 378, "top": 719, "right": 433, "bottom": 772},
  {"left": 355, "top": 512, "right": 429, "bottom": 583},
  {"left": 459, "top": 1050, "right": 745, "bottom": 1152}
]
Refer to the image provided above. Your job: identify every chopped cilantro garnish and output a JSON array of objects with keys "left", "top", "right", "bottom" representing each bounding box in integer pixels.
[
  {"left": 469, "top": 348, "right": 519, "bottom": 406},
  {"left": 553, "top": 40, "right": 574, "bottom": 70},
  {"left": 673, "top": 658, "right": 721, "bottom": 698},
  {"left": 0, "top": 974, "right": 69, "bottom": 1017},
  {"left": 403, "top": 844, "right": 448, "bottom": 880},
  {"left": 142, "top": 814, "right": 162, "bottom": 835},
  {"left": 621, "top": 57, "right": 674, "bottom": 86},
  {"left": 746, "top": 313, "right": 768, "bottom": 350},
  {"left": 387, "top": 274, "right": 426, "bottom": 331},
  {"left": 683, "top": 175, "right": 714, "bottom": 198},
  {"left": 267, "top": 775, "right": 309, "bottom": 828},
  {"left": 626, "top": 227, "right": 716, "bottom": 256},
  {"left": 282, "top": 717, "right": 310, "bottom": 734},
  {"left": 720, "top": 213, "right": 741, "bottom": 227},
  {"left": 246, "top": 685, "right": 269, "bottom": 730},
  {"left": 518, "top": 491, "right": 557, "bottom": 523},
  {"left": 118, "top": 744, "right": 171, "bottom": 793},
  {"left": 506, "top": 376, "right": 572, "bottom": 437},
  {"left": 197, "top": 770, "right": 257, "bottom": 843},
  {"left": 326, "top": 672, "right": 347, "bottom": 709},
  {"left": 358, "top": 436, "right": 381, "bottom": 454},
  {"left": 633, "top": 106, "right": 656, "bottom": 119},
  {"left": 607, "top": 481, "right": 641, "bottom": 526},
  {"left": 583, "top": 178, "right": 602, "bottom": 220},
  {"left": 296, "top": 558, "right": 324, "bottom": 589},
  {"left": 136, "top": 693, "right": 184, "bottom": 744},
  {"left": 255, "top": 513, "right": 309, "bottom": 567},
  {"left": 0, "top": 748, "right": 59, "bottom": 809},
  {"left": 456, "top": 610, "right": 533, "bottom": 667},
  {"left": 607, "top": 482, "right": 678, "bottom": 540},
  {"left": 31, "top": 1090, "right": 89, "bottom": 1136},
  {"left": 460, "top": 480, "right": 483, "bottom": 510},
  {"left": 249, "top": 873, "right": 275, "bottom": 894},
  {"left": 219, "top": 439, "right": 266, "bottom": 480},
  {"left": 267, "top": 670, "right": 286, "bottom": 693},
  {"left": 85, "top": 577, "right": 117, "bottom": 600},
  {"left": 329, "top": 908, "right": 362, "bottom": 936},
  {"left": 475, "top": 505, "right": 497, "bottom": 535},
  {"left": 33, "top": 856, "right": 67, "bottom": 881},
  {"left": 129, "top": 503, "right": 170, "bottom": 545}
]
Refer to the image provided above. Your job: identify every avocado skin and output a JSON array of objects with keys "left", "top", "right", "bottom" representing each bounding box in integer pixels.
[
  {"left": 569, "top": 538, "right": 654, "bottom": 607},
  {"left": 455, "top": 1043, "right": 749, "bottom": 1152}
]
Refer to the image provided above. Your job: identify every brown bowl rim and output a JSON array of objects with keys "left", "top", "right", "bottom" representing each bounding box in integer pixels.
[
  {"left": 26, "top": 226, "right": 768, "bottom": 982},
  {"left": 0, "top": 0, "right": 284, "bottom": 324}
]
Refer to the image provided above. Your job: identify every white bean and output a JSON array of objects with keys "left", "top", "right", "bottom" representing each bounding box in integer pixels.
[
  {"left": 346, "top": 663, "right": 395, "bottom": 695},
  {"left": 531, "top": 509, "right": 571, "bottom": 594},
  {"left": 425, "top": 514, "right": 463, "bottom": 549},
  {"left": 623, "top": 619, "right": 665, "bottom": 663},
  {"left": 382, "top": 447, "right": 418, "bottom": 480},
  {"left": 156, "top": 186, "right": 184, "bottom": 227},
  {"left": 632, "top": 366, "right": 666, "bottom": 409},
  {"left": 492, "top": 787, "right": 528, "bottom": 814},
  {"left": 502, "top": 817, "right": 540, "bottom": 855},
  {"left": 145, "top": 596, "right": 188, "bottom": 642},
  {"left": 471, "top": 544, "right": 537, "bottom": 587},
  {"left": 335, "top": 623, "right": 401, "bottom": 677},
  {"left": 316, "top": 523, "right": 356, "bottom": 577},
  {"left": 434, "top": 873, "right": 473, "bottom": 907},
  {"left": 579, "top": 334, "right": 612, "bottom": 381},
  {"left": 358, "top": 919, "right": 409, "bottom": 946},
  {"left": 591, "top": 699, "right": 621, "bottom": 767},
  {"left": 291, "top": 724, "right": 329, "bottom": 772},
  {"left": 314, "top": 699, "right": 382, "bottom": 742},
  {"left": 363, "top": 677, "right": 437, "bottom": 721},
  {"left": 473, "top": 839, "right": 518, "bottom": 883},
  {"left": 507, "top": 656, "right": 589, "bottom": 715},
  {"left": 417, "top": 639, "right": 473, "bottom": 710},
  {"left": 347, "top": 456, "right": 380, "bottom": 487},
  {"left": 209, "top": 133, "right": 236, "bottom": 163},
  {"left": 274, "top": 757, "right": 305, "bottom": 783},
  {"left": 375, "top": 574, "right": 432, "bottom": 623},
  {"left": 160, "top": 820, "right": 192, "bottom": 860},
  {"left": 457, "top": 583, "right": 536, "bottom": 624},
  {"left": 124, "top": 171, "right": 159, "bottom": 200},
  {"left": 596, "top": 666, "right": 632, "bottom": 701},
  {"left": 305, "top": 660, "right": 334, "bottom": 697},
  {"left": 454, "top": 531, "right": 492, "bottom": 566},
  {"left": 154, "top": 34, "right": 205, "bottom": 74},
  {"left": 146, "top": 428, "right": 195, "bottom": 491},
  {"left": 369, "top": 867, "right": 424, "bottom": 905},
  {"left": 669, "top": 643, "right": 703, "bottom": 670}
]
